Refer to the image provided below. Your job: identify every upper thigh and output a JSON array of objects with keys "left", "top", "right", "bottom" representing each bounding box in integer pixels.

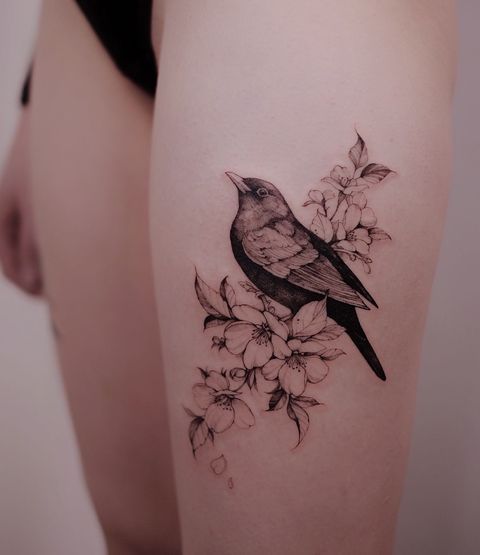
[
  {"left": 30, "top": 0, "right": 178, "bottom": 550},
  {"left": 148, "top": 1, "right": 456, "bottom": 553}
]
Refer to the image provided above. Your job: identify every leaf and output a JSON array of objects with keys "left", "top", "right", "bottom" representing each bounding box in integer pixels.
[
  {"left": 287, "top": 400, "right": 310, "bottom": 446},
  {"left": 210, "top": 454, "right": 228, "bottom": 475},
  {"left": 313, "top": 323, "right": 345, "bottom": 341},
  {"left": 219, "top": 277, "right": 236, "bottom": 310},
  {"left": 189, "top": 417, "right": 210, "bottom": 453},
  {"left": 360, "top": 163, "right": 394, "bottom": 185},
  {"left": 268, "top": 389, "right": 288, "bottom": 411},
  {"left": 293, "top": 396, "right": 322, "bottom": 409},
  {"left": 311, "top": 211, "right": 334, "bottom": 243},
  {"left": 321, "top": 348, "right": 345, "bottom": 361},
  {"left": 195, "top": 273, "right": 231, "bottom": 318},
  {"left": 204, "top": 315, "right": 231, "bottom": 330},
  {"left": 292, "top": 299, "right": 328, "bottom": 338},
  {"left": 369, "top": 227, "right": 392, "bottom": 241},
  {"left": 349, "top": 132, "right": 369, "bottom": 169}
]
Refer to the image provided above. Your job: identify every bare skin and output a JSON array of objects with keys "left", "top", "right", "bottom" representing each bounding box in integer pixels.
[
  {"left": 26, "top": 0, "right": 180, "bottom": 553},
  {"left": 149, "top": 1, "right": 456, "bottom": 553},
  {"left": 0, "top": 0, "right": 456, "bottom": 554}
]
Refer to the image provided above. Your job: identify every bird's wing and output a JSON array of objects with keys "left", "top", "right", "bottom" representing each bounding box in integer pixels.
[
  {"left": 241, "top": 222, "right": 316, "bottom": 277},
  {"left": 242, "top": 222, "right": 368, "bottom": 308},
  {"left": 306, "top": 228, "right": 378, "bottom": 308},
  {"left": 288, "top": 258, "right": 368, "bottom": 308}
]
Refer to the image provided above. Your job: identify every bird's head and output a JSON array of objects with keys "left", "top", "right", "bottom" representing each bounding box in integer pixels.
[{"left": 226, "top": 172, "right": 293, "bottom": 235}]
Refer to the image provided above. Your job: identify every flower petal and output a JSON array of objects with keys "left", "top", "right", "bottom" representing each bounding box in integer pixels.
[
  {"left": 331, "top": 165, "right": 351, "bottom": 182},
  {"left": 304, "top": 356, "right": 329, "bottom": 383},
  {"left": 272, "top": 334, "right": 292, "bottom": 359},
  {"left": 353, "top": 240, "right": 370, "bottom": 255},
  {"left": 224, "top": 322, "right": 255, "bottom": 354},
  {"left": 205, "top": 398, "right": 235, "bottom": 433},
  {"left": 335, "top": 240, "right": 356, "bottom": 252},
  {"left": 243, "top": 337, "right": 274, "bottom": 369},
  {"left": 352, "top": 227, "right": 370, "bottom": 242},
  {"left": 298, "top": 339, "right": 327, "bottom": 355},
  {"left": 350, "top": 191, "right": 367, "bottom": 209},
  {"left": 323, "top": 189, "right": 338, "bottom": 201},
  {"left": 262, "top": 358, "right": 285, "bottom": 380},
  {"left": 360, "top": 207, "right": 377, "bottom": 228},
  {"left": 331, "top": 199, "right": 348, "bottom": 223},
  {"left": 205, "top": 371, "right": 229, "bottom": 391},
  {"left": 344, "top": 184, "right": 369, "bottom": 194},
  {"left": 307, "top": 190, "right": 324, "bottom": 204},
  {"left": 344, "top": 204, "right": 361, "bottom": 232},
  {"left": 332, "top": 220, "right": 339, "bottom": 236},
  {"left": 232, "top": 398, "right": 255, "bottom": 429},
  {"left": 336, "top": 222, "right": 347, "bottom": 241},
  {"left": 192, "top": 384, "right": 215, "bottom": 410},
  {"left": 324, "top": 191, "right": 340, "bottom": 220},
  {"left": 231, "top": 305, "right": 266, "bottom": 325},
  {"left": 287, "top": 338, "right": 302, "bottom": 351},
  {"left": 279, "top": 360, "right": 307, "bottom": 396},
  {"left": 311, "top": 212, "right": 334, "bottom": 242},
  {"left": 264, "top": 311, "right": 289, "bottom": 340},
  {"left": 321, "top": 177, "right": 343, "bottom": 191},
  {"left": 354, "top": 177, "right": 370, "bottom": 188}
]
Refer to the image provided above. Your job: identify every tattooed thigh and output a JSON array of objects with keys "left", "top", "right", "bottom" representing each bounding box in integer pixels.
[{"left": 149, "top": 1, "right": 455, "bottom": 553}]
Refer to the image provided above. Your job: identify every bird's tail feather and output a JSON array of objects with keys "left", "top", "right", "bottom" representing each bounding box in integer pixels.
[{"left": 347, "top": 323, "right": 386, "bottom": 381}]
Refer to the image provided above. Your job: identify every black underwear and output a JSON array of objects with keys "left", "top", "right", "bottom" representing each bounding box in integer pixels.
[{"left": 22, "top": 0, "right": 157, "bottom": 104}]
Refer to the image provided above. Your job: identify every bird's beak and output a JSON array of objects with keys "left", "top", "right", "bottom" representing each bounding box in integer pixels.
[{"left": 225, "top": 172, "right": 250, "bottom": 194}]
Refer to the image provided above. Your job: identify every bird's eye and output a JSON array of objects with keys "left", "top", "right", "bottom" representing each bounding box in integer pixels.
[{"left": 256, "top": 187, "right": 269, "bottom": 198}]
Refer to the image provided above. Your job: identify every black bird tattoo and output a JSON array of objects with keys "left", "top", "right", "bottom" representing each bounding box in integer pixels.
[
  {"left": 225, "top": 172, "right": 386, "bottom": 381},
  {"left": 186, "top": 133, "right": 394, "bottom": 458}
]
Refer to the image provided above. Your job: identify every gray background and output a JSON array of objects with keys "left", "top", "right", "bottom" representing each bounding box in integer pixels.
[{"left": 0, "top": 1, "right": 478, "bottom": 554}]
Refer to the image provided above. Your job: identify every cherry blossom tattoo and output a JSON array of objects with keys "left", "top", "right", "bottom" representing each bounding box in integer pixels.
[{"left": 186, "top": 132, "right": 395, "bottom": 463}]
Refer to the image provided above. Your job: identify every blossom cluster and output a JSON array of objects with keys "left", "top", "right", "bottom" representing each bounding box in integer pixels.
[
  {"left": 187, "top": 274, "right": 345, "bottom": 453},
  {"left": 304, "top": 133, "right": 393, "bottom": 273}
]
